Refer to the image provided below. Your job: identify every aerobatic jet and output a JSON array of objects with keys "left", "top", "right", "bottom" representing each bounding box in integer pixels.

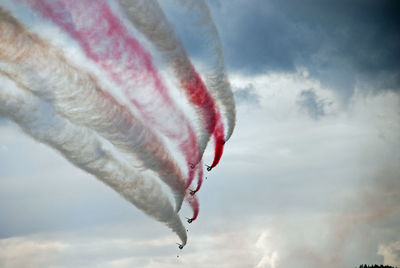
[
  {"left": 186, "top": 217, "right": 194, "bottom": 223},
  {"left": 205, "top": 164, "right": 213, "bottom": 171},
  {"left": 189, "top": 189, "right": 197, "bottom": 196},
  {"left": 176, "top": 243, "right": 184, "bottom": 249}
]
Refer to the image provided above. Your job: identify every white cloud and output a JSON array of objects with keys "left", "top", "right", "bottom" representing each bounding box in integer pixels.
[
  {"left": 255, "top": 231, "right": 279, "bottom": 268},
  {"left": 378, "top": 241, "right": 400, "bottom": 267},
  {"left": 0, "top": 237, "right": 68, "bottom": 268}
]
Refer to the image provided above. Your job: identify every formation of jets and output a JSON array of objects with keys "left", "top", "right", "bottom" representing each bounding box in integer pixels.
[
  {"left": 190, "top": 163, "right": 213, "bottom": 171},
  {"left": 177, "top": 164, "right": 214, "bottom": 249}
]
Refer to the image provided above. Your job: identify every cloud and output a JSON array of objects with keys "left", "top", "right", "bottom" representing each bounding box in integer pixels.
[
  {"left": 255, "top": 231, "right": 279, "bottom": 268},
  {"left": 0, "top": 226, "right": 274, "bottom": 268},
  {"left": 378, "top": 241, "right": 400, "bottom": 267},
  {"left": 233, "top": 84, "right": 260, "bottom": 106},
  {"left": 0, "top": 237, "right": 68, "bottom": 268},
  {"left": 296, "top": 89, "right": 326, "bottom": 119}
]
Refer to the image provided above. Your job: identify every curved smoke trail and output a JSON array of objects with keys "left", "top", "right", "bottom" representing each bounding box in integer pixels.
[
  {"left": 0, "top": 9, "right": 186, "bottom": 211},
  {"left": 185, "top": 162, "right": 203, "bottom": 221},
  {"left": 0, "top": 73, "right": 188, "bottom": 246},
  {"left": 117, "top": 0, "right": 226, "bottom": 171},
  {"left": 186, "top": 194, "right": 200, "bottom": 222},
  {"left": 193, "top": 161, "right": 204, "bottom": 193},
  {"left": 26, "top": 0, "right": 201, "bottom": 182},
  {"left": 174, "top": 0, "right": 236, "bottom": 142}
]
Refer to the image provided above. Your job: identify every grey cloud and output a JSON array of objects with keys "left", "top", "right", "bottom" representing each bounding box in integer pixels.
[
  {"left": 165, "top": 0, "right": 400, "bottom": 99},
  {"left": 233, "top": 84, "right": 260, "bottom": 105},
  {"left": 296, "top": 89, "right": 325, "bottom": 119}
]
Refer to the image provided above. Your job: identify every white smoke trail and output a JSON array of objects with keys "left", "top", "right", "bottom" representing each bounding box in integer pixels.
[
  {"left": 118, "top": 0, "right": 216, "bottom": 156},
  {"left": 173, "top": 0, "right": 236, "bottom": 141},
  {"left": 0, "top": 73, "right": 188, "bottom": 246},
  {"left": 0, "top": 8, "right": 185, "bottom": 211}
]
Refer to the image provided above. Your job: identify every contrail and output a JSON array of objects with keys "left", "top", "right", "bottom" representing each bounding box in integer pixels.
[
  {"left": 173, "top": 0, "right": 236, "bottom": 142},
  {"left": 0, "top": 73, "right": 188, "bottom": 246},
  {"left": 117, "top": 0, "right": 226, "bottom": 169},
  {"left": 0, "top": 8, "right": 186, "bottom": 211},
  {"left": 26, "top": 0, "right": 201, "bottom": 182}
]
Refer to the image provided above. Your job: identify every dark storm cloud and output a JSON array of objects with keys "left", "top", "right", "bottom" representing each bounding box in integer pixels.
[
  {"left": 296, "top": 89, "right": 325, "bottom": 119},
  {"left": 164, "top": 0, "right": 400, "bottom": 99},
  {"left": 233, "top": 84, "right": 260, "bottom": 105},
  {"left": 212, "top": 0, "right": 400, "bottom": 97}
]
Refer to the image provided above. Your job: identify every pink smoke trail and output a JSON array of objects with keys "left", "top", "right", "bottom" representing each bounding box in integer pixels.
[
  {"left": 27, "top": 0, "right": 200, "bottom": 182},
  {"left": 186, "top": 193, "right": 200, "bottom": 222},
  {"left": 194, "top": 163, "right": 204, "bottom": 193},
  {"left": 185, "top": 159, "right": 203, "bottom": 194},
  {"left": 0, "top": 9, "right": 186, "bottom": 211},
  {"left": 183, "top": 162, "right": 204, "bottom": 223}
]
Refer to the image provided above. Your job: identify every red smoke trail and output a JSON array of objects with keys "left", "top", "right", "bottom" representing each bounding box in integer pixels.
[
  {"left": 211, "top": 109, "right": 225, "bottom": 168},
  {"left": 181, "top": 67, "right": 226, "bottom": 168},
  {"left": 181, "top": 68, "right": 216, "bottom": 134},
  {"left": 117, "top": 0, "right": 226, "bottom": 167},
  {"left": 177, "top": 0, "right": 237, "bottom": 142},
  {"left": 28, "top": 0, "right": 200, "bottom": 182}
]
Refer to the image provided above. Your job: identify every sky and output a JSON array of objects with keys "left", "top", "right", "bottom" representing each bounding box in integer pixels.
[{"left": 1, "top": 0, "right": 400, "bottom": 268}]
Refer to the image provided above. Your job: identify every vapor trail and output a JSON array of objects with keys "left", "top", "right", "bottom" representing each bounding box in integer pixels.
[
  {"left": 0, "top": 73, "right": 187, "bottom": 246},
  {"left": 174, "top": 0, "right": 236, "bottom": 142},
  {"left": 27, "top": 0, "right": 201, "bottom": 180},
  {"left": 0, "top": 9, "right": 186, "bottom": 211},
  {"left": 117, "top": 0, "right": 226, "bottom": 168}
]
